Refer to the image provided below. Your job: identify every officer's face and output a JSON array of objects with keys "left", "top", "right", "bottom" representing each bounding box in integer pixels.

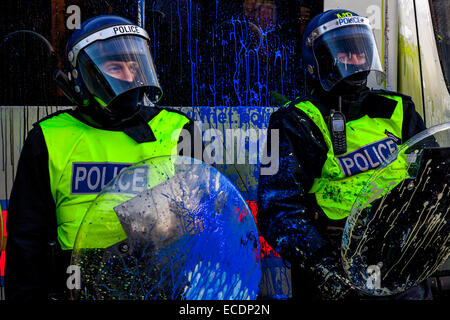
[
  {"left": 336, "top": 52, "right": 367, "bottom": 65},
  {"left": 100, "top": 60, "right": 139, "bottom": 82}
]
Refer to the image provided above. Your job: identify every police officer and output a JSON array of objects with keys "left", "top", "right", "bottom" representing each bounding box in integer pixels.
[
  {"left": 257, "top": 9, "right": 431, "bottom": 300},
  {"left": 5, "top": 15, "right": 202, "bottom": 300}
]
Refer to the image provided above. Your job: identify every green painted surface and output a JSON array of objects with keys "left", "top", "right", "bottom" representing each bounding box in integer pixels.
[{"left": 397, "top": 34, "right": 424, "bottom": 119}]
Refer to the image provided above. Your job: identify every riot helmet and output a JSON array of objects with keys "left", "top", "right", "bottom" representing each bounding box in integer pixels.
[
  {"left": 302, "top": 9, "right": 384, "bottom": 93},
  {"left": 59, "top": 15, "right": 162, "bottom": 120}
]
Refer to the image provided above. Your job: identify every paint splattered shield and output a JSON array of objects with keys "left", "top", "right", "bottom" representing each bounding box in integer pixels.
[
  {"left": 342, "top": 122, "right": 450, "bottom": 296},
  {"left": 70, "top": 156, "right": 261, "bottom": 300}
]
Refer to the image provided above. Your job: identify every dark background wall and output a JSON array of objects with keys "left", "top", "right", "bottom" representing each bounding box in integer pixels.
[{"left": 0, "top": 0, "right": 323, "bottom": 107}]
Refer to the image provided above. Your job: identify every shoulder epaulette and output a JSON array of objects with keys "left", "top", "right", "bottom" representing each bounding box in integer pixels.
[
  {"left": 157, "top": 106, "right": 195, "bottom": 123},
  {"left": 33, "top": 108, "right": 73, "bottom": 128},
  {"left": 281, "top": 94, "right": 311, "bottom": 109},
  {"left": 371, "top": 89, "right": 412, "bottom": 101}
]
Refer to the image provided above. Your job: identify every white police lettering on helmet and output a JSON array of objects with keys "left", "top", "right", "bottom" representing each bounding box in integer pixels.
[
  {"left": 112, "top": 25, "right": 140, "bottom": 35},
  {"left": 337, "top": 16, "right": 362, "bottom": 26}
]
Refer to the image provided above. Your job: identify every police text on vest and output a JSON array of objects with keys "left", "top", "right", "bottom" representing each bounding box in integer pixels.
[{"left": 337, "top": 138, "right": 397, "bottom": 177}]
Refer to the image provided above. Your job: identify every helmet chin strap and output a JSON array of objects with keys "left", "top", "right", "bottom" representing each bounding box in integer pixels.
[
  {"left": 329, "top": 72, "right": 369, "bottom": 99},
  {"left": 78, "top": 89, "right": 143, "bottom": 129},
  {"left": 104, "top": 104, "right": 142, "bottom": 125},
  {"left": 106, "top": 87, "right": 142, "bottom": 118},
  {"left": 342, "top": 77, "right": 367, "bottom": 88}
]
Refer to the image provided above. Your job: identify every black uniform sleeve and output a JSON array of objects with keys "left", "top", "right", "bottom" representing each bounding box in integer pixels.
[
  {"left": 257, "top": 107, "right": 353, "bottom": 299},
  {"left": 5, "top": 126, "right": 57, "bottom": 301},
  {"left": 401, "top": 98, "right": 427, "bottom": 141}
]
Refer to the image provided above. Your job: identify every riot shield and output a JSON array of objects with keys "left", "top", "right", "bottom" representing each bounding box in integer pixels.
[
  {"left": 342, "top": 122, "right": 450, "bottom": 296},
  {"left": 71, "top": 156, "right": 261, "bottom": 300}
]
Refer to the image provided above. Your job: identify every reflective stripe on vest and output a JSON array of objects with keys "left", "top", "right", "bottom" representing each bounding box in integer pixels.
[
  {"left": 40, "top": 110, "right": 190, "bottom": 250},
  {"left": 294, "top": 94, "right": 407, "bottom": 220}
]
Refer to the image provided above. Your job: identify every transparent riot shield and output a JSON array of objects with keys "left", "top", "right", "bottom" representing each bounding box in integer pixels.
[
  {"left": 71, "top": 156, "right": 261, "bottom": 300},
  {"left": 342, "top": 122, "right": 450, "bottom": 296}
]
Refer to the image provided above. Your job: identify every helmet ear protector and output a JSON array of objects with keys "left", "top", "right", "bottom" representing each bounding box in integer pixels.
[{"left": 54, "top": 69, "right": 86, "bottom": 106}]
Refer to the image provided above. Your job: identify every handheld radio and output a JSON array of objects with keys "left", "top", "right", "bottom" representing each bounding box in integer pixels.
[{"left": 329, "top": 96, "right": 347, "bottom": 155}]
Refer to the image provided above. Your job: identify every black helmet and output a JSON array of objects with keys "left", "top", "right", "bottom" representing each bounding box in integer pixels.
[{"left": 302, "top": 9, "right": 384, "bottom": 92}]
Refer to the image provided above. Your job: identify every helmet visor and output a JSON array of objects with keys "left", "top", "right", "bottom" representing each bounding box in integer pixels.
[
  {"left": 313, "top": 24, "right": 384, "bottom": 91},
  {"left": 78, "top": 35, "right": 162, "bottom": 105}
]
